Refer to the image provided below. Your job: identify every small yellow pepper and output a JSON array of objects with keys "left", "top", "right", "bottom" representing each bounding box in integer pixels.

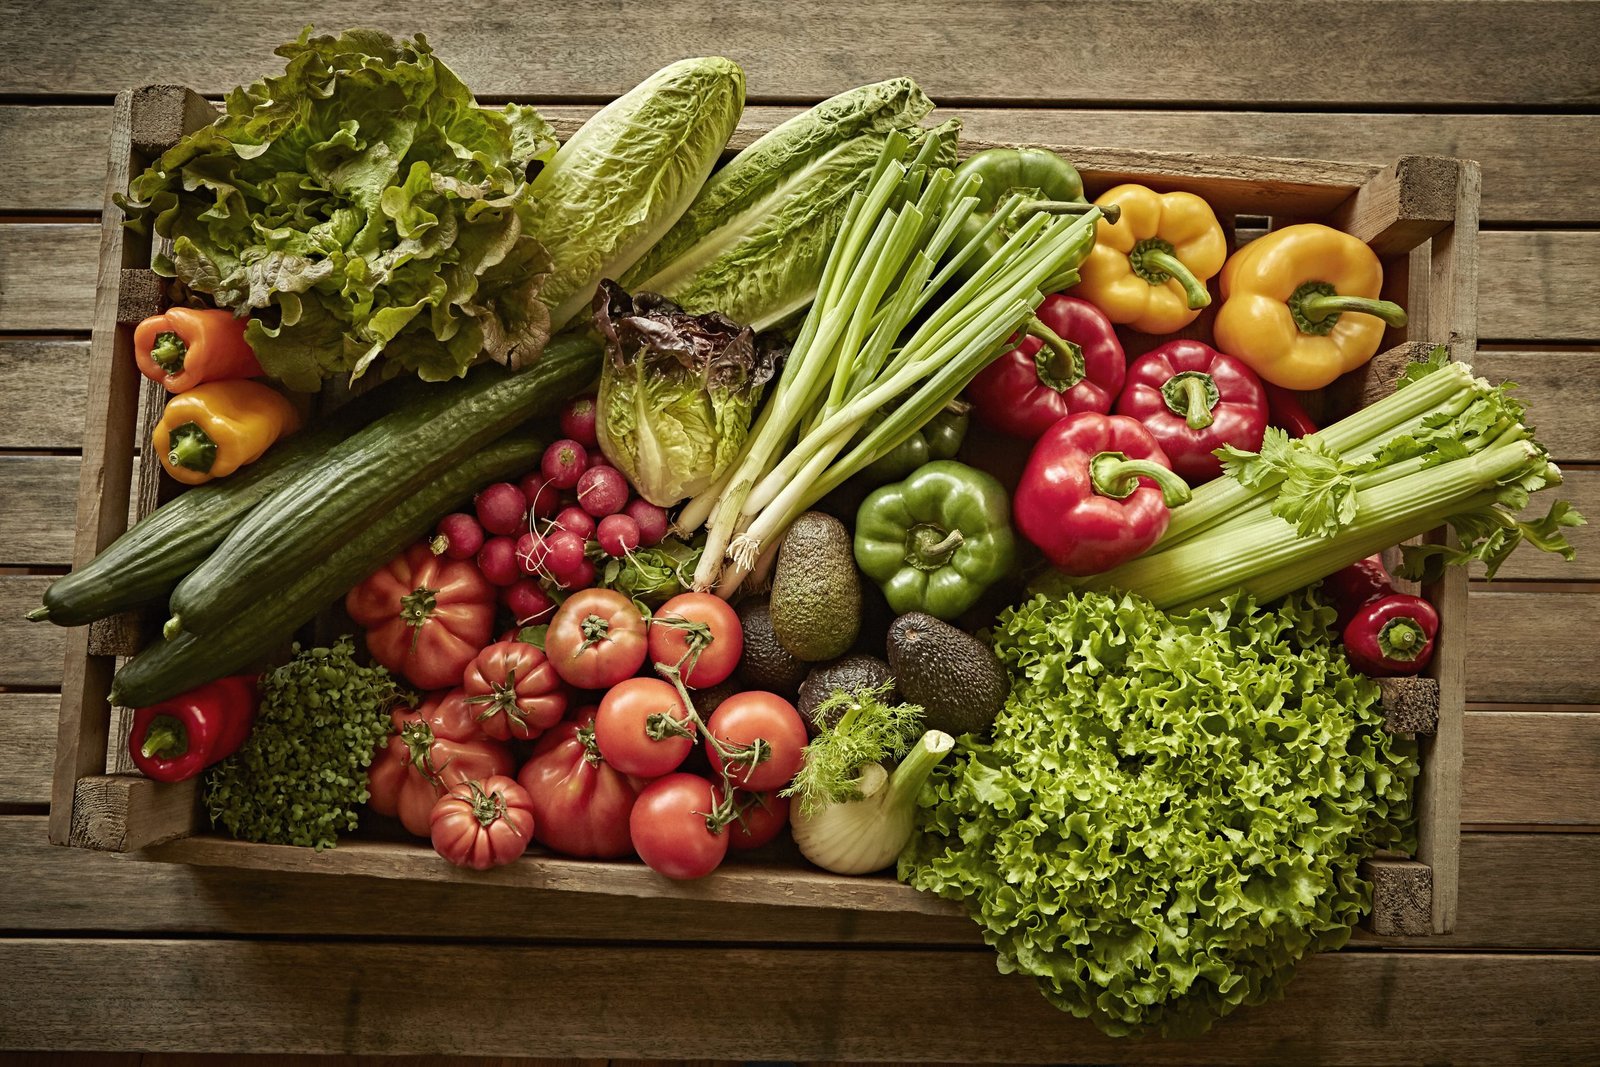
[
  {"left": 152, "top": 380, "right": 301, "bottom": 486},
  {"left": 1214, "top": 223, "right": 1409, "bottom": 390},
  {"left": 1074, "top": 184, "right": 1227, "bottom": 334}
]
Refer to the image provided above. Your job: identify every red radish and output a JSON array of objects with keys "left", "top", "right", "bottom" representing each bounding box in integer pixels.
[
  {"left": 474, "top": 482, "right": 527, "bottom": 536},
  {"left": 597, "top": 514, "right": 642, "bottom": 558},
  {"left": 477, "top": 536, "right": 521, "bottom": 587},
  {"left": 553, "top": 506, "right": 597, "bottom": 541},
  {"left": 520, "top": 473, "right": 562, "bottom": 520},
  {"left": 515, "top": 530, "right": 551, "bottom": 576},
  {"left": 565, "top": 558, "right": 597, "bottom": 591},
  {"left": 560, "top": 395, "right": 599, "bottom": 447},
  {"left": 577, "top": 465, "right": 629, "bottom": 517},
  {"left": 433, "top": 512, "right": 484, "bottom": 561},
  {"left": 502, "top": 578, "right": 557, "bottom": 624},
  {"left": 624, "top": 499, "right": 670, "bottom": 547},
  {"left": 541, "top": 439, "right": 588, "bottom": 490},
  {"left": 544, "top": 529, "right": 589, "bottom": 587}
]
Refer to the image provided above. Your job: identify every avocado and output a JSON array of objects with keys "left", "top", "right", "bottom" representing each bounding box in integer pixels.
[
  {"left": 887, "top": 612, "right": 1008, "bottom": 737},
  {"left": 797, "top": 654, "right": 897, "bottom": 736},
  {"left": 769, "top": 511, "right": 861, "bottom": 661},
  {"left": 736, "top": 598, "right": 810, "bottom": 695}
]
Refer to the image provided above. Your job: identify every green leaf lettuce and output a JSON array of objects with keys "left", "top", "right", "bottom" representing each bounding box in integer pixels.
[
  {"left": 119, "top": 28, "right": 558, "bottom": 388},
  {"left": 900, "top": 590, "right": 1418, "bottom": 1037}
]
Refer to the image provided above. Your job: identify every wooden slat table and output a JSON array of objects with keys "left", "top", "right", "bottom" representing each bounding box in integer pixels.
[{"left": 1, "top": 2, "right": 1597, "bottom": 1062}]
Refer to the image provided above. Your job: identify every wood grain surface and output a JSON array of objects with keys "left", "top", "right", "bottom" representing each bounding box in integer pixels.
[{"left": 2, "top": 2, "right": 1597, "bottom": 1061}]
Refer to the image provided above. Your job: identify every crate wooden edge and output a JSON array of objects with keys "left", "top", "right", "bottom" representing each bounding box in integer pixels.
[{"left": 50, "top": 85, "right": 1472, "bottom": 935}]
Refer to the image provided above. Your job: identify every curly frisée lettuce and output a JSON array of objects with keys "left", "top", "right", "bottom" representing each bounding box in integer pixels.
[
  {"left": 118, "top": 28, "right": 559, "bottom": 388},
  {"left": 900, "top": 590, "right": 1418, "bottom": 1037},
  {"left": 593, "top": 281, "right": 779, "bottom": 507}
]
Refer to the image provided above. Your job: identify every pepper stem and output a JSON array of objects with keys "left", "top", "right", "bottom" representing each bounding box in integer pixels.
[
  {"left": 906, "top": 524, "right": 965, "bottom": 571},
  {"left": 1161, "top": 371, "right": 1221, "bottom": 430},
  {"left": 1089, "top": 451, "right": 1193, "bottom": 506},
  {"left": 140, "top": 716, "right": 188, "bottom": 760},
  {"left": 1291, "top": 280, "right": 1410, "bottom": 334},
  {"left": 1378, "top": 617, "right": 1428, "bottom": 661},
  {"left": 1130, "top": 239, "right": 1211, "bottom": 309},
  {"left": 1018, "top": 199, "right": 1121, "bottom": 225},
  {"left": 1027, "top": 318, "right": 1085, "bottom": 392},
  {"left": 166, "top": 422, "right": 218, "bottom": 473},
  {"left": 150, "top": 331, "right": 187, "bottom": 375}
]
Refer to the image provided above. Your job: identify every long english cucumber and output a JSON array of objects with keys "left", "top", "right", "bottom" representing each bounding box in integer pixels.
[
  {"left": 165, "top": 334, "right": 600, "bottom": 639},
  {"left": 108, "top": 434, "right": 543, "bottom": 709},
  {"left": 29, "top": 377, "right": 422, "bottom": 627}
]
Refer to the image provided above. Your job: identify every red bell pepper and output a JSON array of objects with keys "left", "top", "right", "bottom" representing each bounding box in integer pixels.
[
  {"left": 1263, "top": 383, "right": 1319, "bottom": 438},
  {"left": 1013, "top": 412, "right": 1192, "bottom": 576},
  {"left": 128, "top": 675, "right": 258, "bottom": 783},
  {"left": 1113, "top": 339, "right": 1268, "bottom": 484},
  {"left": 1322, "top": 554, "right": 1396, "bottom": 629},
  {"left": 1343, "top": 593, "right": 1439, "bottom": 677},
  {"left": 965, "top": 295, "right": 1126, "bottom": 440},
  {"left": 367, "top": 690, "right": 516, "bottom": 837}
]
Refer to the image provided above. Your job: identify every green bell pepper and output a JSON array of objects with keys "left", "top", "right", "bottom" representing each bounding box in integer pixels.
[
  {"left": 859, "top": 398, "right": 970, "bottom": 484},
  {"left": 951, "top": 147, "right": 1119, "bottom": 288},
  {"left": 853, "top": 460, "right": 1016, "bottom": 620}
]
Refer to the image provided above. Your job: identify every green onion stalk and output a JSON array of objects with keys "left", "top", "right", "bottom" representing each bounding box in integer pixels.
[{"left": 677, "top": 133, "right": 1104, "bottom": 596}]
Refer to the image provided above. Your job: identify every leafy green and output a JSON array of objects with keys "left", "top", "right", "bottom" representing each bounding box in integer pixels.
[
  {"left": 621, "top": 82, "right": 956, "bottom": 331},
  {"left": 593, "top": 282, "right": 778, "bottom": 507},
  {"left": 119, "top": 28, "right": 559, "bottom": 388},
  {"left": 901, "top": 591, "right": 1418, "bottom": 1037},
  {"left": 525, "top": 56, "right": 746, "bottom": 331},
  {"left": 204, "top": 637, "right": 400, "bottom": 849},
  {"left": 593, "top": 536, "right": 704, "bottom": 605},
  {"left": 782, "top": 681, "right": 924, "bottom": 815}
]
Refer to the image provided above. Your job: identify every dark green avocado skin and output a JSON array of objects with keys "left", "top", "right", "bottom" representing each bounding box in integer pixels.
[{"left": 887, "top": 611, "right": 1007, "bottom": 737}]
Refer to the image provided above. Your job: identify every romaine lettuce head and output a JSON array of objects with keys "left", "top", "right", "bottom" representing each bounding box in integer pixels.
[
  {"left": 118, "top": 28, "right": 559, "bottom": 389},
  {"left": 901, "top": 590, "right": 1419, "bottom": 1038},
  {"left": 622, "top": 81, "right": 955, "bottom": 331},
  {"left": 593, "top": 282, "right": 778, "bottom": 507}
]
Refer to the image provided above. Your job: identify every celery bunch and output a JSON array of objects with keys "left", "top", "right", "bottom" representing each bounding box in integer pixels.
[{"left": 1057, "top": 348, "right": 1583, "bottom": 609}]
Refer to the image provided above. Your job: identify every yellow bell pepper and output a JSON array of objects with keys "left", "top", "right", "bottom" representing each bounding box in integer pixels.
[
  {"left": 152, "top": 380, "right": 301, "bottom": 486},
  {"left": 1213, "top": 223, "right": 1409, "bottom": 390},
  {"left": 1074, "top": 184, "right": 1227, "bottom": 334}
]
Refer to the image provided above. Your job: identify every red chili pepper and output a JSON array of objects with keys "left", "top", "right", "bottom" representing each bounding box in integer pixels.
[
  {"left": 1263, "top": 383, "right": 1319, "bottom": 438},
  {"left": 1343, "top": 594, "right": 1439, "bottom": 677},
  {"left": 1113, "top": 339, "right": 1268, "bottom": 485},
  {"left": 1322, "top": 554, "right": 1396, "bottom": 629},
  {"left": 127, "top": 675, "right": 258, "bottom": 782},
  {"left": 965, "top": 294, "right": 1126, "bottom": 440},
  {"left": 1013, "top": 412, "right": 1192, "bottom": 576}
]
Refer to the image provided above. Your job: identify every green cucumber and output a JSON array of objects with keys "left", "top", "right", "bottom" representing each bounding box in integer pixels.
[
  {"left": 29, "top": 377, "right": 421, "bottom": 627},
  {"left": 166, "top": 334, "right": 601, "bottom": 639},
  {"left": 108, "top": 435, "right": 542, "bottom": 709}
]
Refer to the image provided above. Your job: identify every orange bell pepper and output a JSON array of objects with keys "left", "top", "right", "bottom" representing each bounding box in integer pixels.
[
  {"left": 1074, "top": 185, "right": 1227, "bottom": 334},
  {"left": 134, "top": 307, "right": 263, "bottom": 393},
  {"left": 152, "top": 380, "right": 301, "bottom": 486},
  {"left": 1213, "top": 224, "right": 1409, "bottom": 390}
]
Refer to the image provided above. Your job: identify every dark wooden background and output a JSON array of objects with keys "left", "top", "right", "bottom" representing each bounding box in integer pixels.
[{"left": 1, "top": 1, "right": 1597, "bottom": 1062}]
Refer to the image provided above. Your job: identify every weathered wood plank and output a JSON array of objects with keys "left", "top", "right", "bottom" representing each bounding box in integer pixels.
[
  {"left": 0, "top": 340, "right": 90, "bottom": 449},
  {"left": 1478, "top": 231, "right": 1600, "bottom": 342},
  {"left": 1468, "top": 592, "right": 1600, "bottom": 704},
  {"left": 0, "top": 696, "right": 57, "bottom": 806},
  {"left": 0, "top": 224, "right": 100, "bottom": 331},
  {"left": 0, "top": 577, "right": 64, "bottom": 688},
  {"left": 5, "top": 105, "right": 1598, "bottom": 223},
  {"left": 0, "top": 939, "right": 1594, "bottom": 1061},
  {"left": 6, "top": 0, "right": 1599, "bottom": 107},
  {"left": 0, "top": 456, "right": 88, "bottom": 565},
  {"left": 6, "top": 230, "right": 1594, "bottom": 349},
  {"left": 0, "top": 816, "right": 1592, "bottom": 949},
  {"left": 1462, "top": 711, "right": 1600, "bottom": 825}
]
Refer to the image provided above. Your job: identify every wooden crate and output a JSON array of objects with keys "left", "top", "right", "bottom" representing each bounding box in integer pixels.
[{"left": 49, "top": 85, "right": 1477, "bottom": 937}]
